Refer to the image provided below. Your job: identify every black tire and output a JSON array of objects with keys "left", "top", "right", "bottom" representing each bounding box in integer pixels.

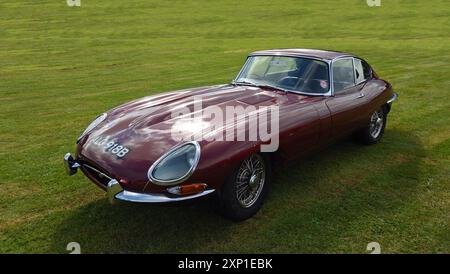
[
  {"left": 215, "top": 153, "right": 271, "bottom": 221},
  {"left": 356, "top": 106, "right": 387, "bottom": 145}
]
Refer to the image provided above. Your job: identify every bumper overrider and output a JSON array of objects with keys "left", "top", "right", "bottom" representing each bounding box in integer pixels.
[{"left": 64, "top": 153, "right": 215, "bottom": 204}]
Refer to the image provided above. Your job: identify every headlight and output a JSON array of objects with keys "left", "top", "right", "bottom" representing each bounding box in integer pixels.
[
  {"left": 147, "top": 142, "right": 201, "bottom": 186},
  {"left": 77, "top": 113, "right": 107, "bottom": 142}
]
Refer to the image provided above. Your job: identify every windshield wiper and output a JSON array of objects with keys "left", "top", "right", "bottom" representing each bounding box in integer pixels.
[
  {"left": 232, "top": 80, "right": 289, "bottom": 94},
  {"left": 232, "top": 80, "right": 258, "bottom": 87},
  {"left": 255, "top": 84, "right": 288, "bottom": 94}
]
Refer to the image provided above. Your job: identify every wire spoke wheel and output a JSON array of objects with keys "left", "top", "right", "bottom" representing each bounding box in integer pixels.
[
  {"left": 235, "top": 154, "right": 266, "bottom": 208},
  {"left": 369, "top": 109, "right": 384, "bottom": 139}
]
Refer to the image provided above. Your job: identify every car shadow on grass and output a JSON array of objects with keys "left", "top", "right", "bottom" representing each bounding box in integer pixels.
[
  {"left": 262, "top": 129, "right": 425, "bottom": 252},
  {"left": 50, "top": 129, "right": 424, "bottom": 253}
]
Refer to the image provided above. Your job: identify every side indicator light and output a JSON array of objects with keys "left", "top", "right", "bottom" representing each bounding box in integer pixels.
[
  {"left": 119, "top": 178, "right": 129, "bottom": 185},
  {"left": 167, "top": 183, "right": 207, "bottom": 196}
]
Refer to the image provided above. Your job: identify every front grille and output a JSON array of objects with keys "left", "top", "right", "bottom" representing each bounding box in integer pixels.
[{"left": 80, "top": 161, "right": 113, "bottom": 187}]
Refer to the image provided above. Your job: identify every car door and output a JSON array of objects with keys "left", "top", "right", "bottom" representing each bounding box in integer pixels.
[
  {"left": 325, "top": 57, "right": 369, "bottom": 140},
  {"left": 274, "top": 95, "right": 322, "bottom": 161}
]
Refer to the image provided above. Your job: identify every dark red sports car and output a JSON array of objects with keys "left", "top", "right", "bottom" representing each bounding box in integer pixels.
[{"left": 65, "top": 49, "right": 397, "bottom": 220}]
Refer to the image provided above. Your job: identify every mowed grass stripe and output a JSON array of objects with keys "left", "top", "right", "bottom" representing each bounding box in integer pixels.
[{"left": 0, "top": 0, "right": 448, "bottom": 253}]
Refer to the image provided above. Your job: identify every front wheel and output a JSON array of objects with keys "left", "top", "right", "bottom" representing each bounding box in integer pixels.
[
  {"left": 356, "top": 107, "right": 387, "bottom": 145},
  {"left": 215, "top": 153, "right": 271, "bottom": 221}
]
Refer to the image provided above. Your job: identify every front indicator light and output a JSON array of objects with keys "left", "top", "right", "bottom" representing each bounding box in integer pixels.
[{"left": 167, "top": 183, "right": 207, "bottom": 196}]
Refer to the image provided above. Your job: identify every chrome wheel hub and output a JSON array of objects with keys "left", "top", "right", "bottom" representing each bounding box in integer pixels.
[
  {"left": 249, "top": 173, "right": 261, "bottom": 190},
  {"left": 236, "top": 154, "right": 265, "bottom": 208}
]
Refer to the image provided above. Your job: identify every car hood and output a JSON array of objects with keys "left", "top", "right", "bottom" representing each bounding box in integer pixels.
[{"left": 77, "top": 84, "right": 309, "bottom": 191}]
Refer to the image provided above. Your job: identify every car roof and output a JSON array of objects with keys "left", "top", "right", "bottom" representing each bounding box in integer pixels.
[{"left": 249, "top": 48, "right": 354, "bottom": 61}]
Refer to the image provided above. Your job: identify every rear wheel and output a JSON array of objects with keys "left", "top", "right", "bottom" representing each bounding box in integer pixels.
[
  {"left": 216, "top": 153, "right": 271, "bottom": 221},
  {"left": 356, "top": 107, "right": 387, "bottom": 145}
]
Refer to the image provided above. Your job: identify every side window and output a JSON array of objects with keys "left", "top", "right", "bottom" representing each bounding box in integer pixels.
[
  {"left": 361, "top": 60, "right": 372, "bottom": 79},
  {"left": 354, "top": 58, "right": 372, "bottom": 84},
  {"left": 332, "top": 58, "right": 355, "bottom": 92}
]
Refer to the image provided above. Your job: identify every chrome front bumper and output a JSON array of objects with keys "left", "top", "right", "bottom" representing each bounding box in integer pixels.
[
  {"left": 387, "top": 92, "right": 398, "bottom": 105},
  {"left": 64, "top": 153, "right": 215, "bottom": 204},
  {"left": 107, "top": 179, "right": 215, "bottom": 204}
]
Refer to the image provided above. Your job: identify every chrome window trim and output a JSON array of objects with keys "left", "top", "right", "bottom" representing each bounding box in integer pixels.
[
  {"left": 146, "top": 141, "right": 201, "bottom": 186},
  {"left": 234, "top": 54, "right": 333, "bottom": 97},
  {"left": 234, "top": 57, "right": 252, "bottom": 83}
]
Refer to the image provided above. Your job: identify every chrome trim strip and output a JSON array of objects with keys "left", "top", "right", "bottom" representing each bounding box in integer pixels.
[
  {"left": 108, "top": 179, "right": 215, "bottom": 204},
  {"left": 146, "top": 141, "right": 201, "bottom": 187},
  {"left": 387, "top": 92, "right": 398, "bottom": 104},
  {"left": 234, "top": 57, "right": 252, "bottom": 83}
]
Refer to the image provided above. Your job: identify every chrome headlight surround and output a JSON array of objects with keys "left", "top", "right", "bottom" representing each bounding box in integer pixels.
[
  {"left": 147, "top": 141, "right": 201, "bottom": 186},
  {"left": 77, "top": 113, "right": 107, "bottom": 142}
]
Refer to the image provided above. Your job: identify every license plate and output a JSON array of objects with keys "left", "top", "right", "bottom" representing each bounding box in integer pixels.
[{"left": 91, "top": 136, "right": 130, "bottom": 159}]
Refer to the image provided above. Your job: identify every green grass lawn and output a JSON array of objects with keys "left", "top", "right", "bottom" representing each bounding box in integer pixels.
[{"left": 0, "top": 0, "right": 449, "bottom": 253}]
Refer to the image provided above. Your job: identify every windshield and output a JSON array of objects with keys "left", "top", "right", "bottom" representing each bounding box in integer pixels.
[{"left": 235, "top": 56, "right": 330, "bottom": 94}]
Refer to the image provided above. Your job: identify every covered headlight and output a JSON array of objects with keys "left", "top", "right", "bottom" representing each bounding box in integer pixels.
[
  {"left": 148, "top": 142, "right": 201, "bottom": 186},
  {"left": 77, "top": 113, "right": 107, "bottom": 142}
]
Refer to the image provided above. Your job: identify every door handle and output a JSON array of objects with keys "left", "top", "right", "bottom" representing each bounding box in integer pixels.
[{"left": 356, "top": 93, "right": 365, "bottom": 99}]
